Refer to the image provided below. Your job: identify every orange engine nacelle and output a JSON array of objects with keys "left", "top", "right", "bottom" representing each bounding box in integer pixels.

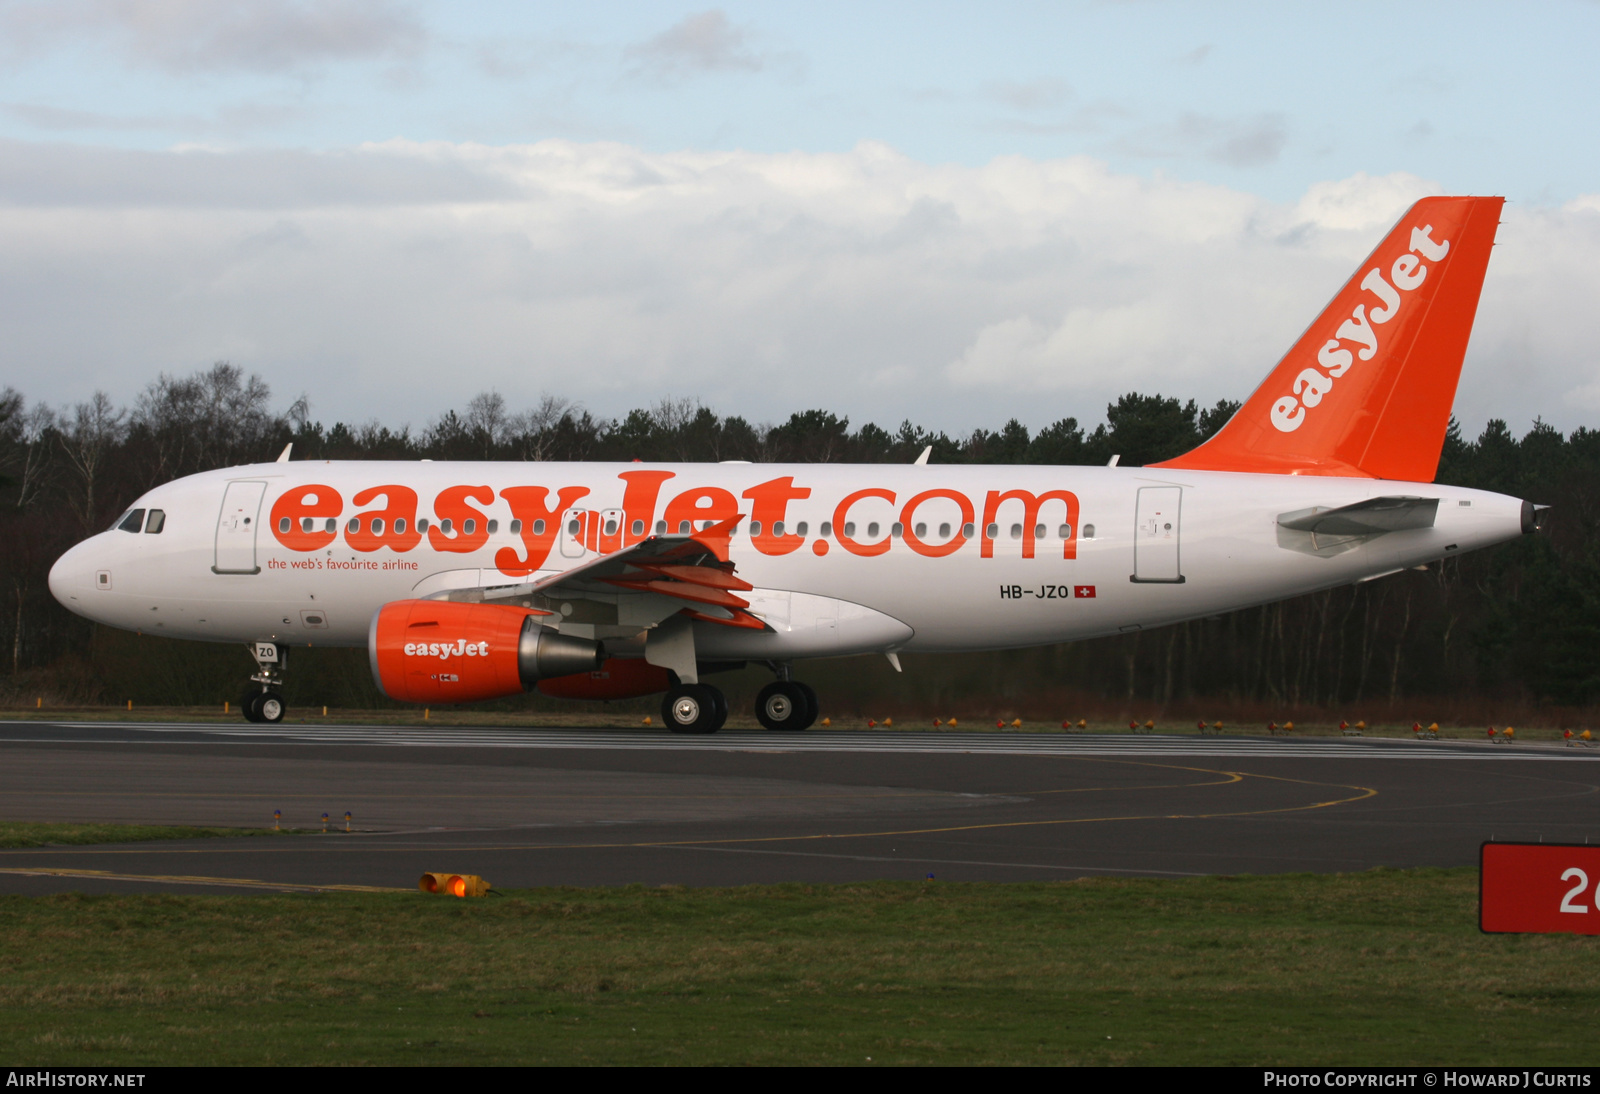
[
  {"left": 369, "top": 599, "right": 602, "bottom": 704},
  {"left": 538, "top": 658, "right": 675, "bottom": 701}
]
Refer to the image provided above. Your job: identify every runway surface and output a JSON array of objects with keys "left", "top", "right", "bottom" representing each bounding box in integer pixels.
[{"left": 1, "top": 719, "right": 1597, "bottom": 895}]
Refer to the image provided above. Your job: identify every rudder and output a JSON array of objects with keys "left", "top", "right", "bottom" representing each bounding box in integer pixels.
[{"left": 1153, "top": 195, "right": 1504, "bottom": 481}]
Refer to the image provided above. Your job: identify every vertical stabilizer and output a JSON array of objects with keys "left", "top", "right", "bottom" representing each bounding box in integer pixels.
[{"left": 1153, "top": 195, "right": 1504, "bottom": 481}]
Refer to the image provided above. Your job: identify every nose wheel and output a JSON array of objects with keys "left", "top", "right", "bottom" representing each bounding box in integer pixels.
[
  {"left": 242, "top": 689, "right": 286, "bottom": 724},
  {"left": 241, "top": 641, "right": 288, "bottom": 724},
  {"left": 756, "top": 680, "right": 818, "bottom": 731},
  {"left": 662, "top": 683, "right": 727, "bottom": 734}
]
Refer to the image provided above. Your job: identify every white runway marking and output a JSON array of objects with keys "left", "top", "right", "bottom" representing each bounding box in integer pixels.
[{"left": 5, "top": 721, "right": 1597, "bottom": 761}]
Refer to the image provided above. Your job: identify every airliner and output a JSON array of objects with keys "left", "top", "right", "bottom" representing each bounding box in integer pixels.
[{"left": 48, "top": 195, "right": 1535, "bottom": 733}]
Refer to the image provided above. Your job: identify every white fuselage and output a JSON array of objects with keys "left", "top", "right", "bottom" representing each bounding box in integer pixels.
[{"left": 48, "top": 460, "right": 1527, "bottom": 661}]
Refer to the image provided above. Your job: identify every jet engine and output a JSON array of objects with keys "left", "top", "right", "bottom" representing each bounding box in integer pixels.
[
  {"left": 537, "top": 657, "right": 674, "bottom": 700},
  {"left": 369, "top": 599, "right": 602, "bottom": 704}
]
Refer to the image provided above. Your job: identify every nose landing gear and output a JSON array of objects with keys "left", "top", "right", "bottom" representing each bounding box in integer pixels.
[
  {"left": 242, "top": 689, "right": 285, "bottom": 724},
  {"left": 242, "top": 641, "right": 287, "bottom": 724}
]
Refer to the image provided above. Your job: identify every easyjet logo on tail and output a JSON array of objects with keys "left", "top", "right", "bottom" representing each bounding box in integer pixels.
[{"left": 1270, "top": 224, "right": 1451, "bottom": 434}]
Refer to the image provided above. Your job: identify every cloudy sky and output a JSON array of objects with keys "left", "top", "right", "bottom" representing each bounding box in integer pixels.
[{"left": 2, "top": 1, "right": 1598, "bottom": 437}]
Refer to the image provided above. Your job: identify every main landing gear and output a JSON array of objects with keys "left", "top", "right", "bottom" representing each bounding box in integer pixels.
[
  {"left": 661, "top": 683, "right": 728, "bottom": 734},
  {"left": 755, "top": 680, "right": 818, "bottom": 732},
  {"left": 241, "top": 641, "right": 287, "bottom": 724},
  {"left": 660, "top": 668, "right": 819, "bottom": 735},
  {"left": 646, "top": 617, "right": 818, "bottom": 735}
]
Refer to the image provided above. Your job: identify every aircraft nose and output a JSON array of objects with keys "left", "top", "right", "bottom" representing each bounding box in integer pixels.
[{"left": 48, "top": 537, "right": 101, "bottom": 612}]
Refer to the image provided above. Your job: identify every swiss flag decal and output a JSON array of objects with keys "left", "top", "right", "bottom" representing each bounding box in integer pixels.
[{"left": 1074, "top": 585, "right": 1096, "bottom": 599}]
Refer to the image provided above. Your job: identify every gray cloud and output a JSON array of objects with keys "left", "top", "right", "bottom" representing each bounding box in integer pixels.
[
  {"left": 1118, "top": 112, "right": 1289, "bottom": 168},
  {"left": 0, "top": 139, "right": 516, "bottom": 208},
  {"left": 989, "top": 100, "right": 1132, "bottom": 137},
  {"left": 983, "top": 79, "right": 1072, "bottom": 112},
  {"left": 0, "top": 0, "right": 426, "bottom": 73},
  {"left": 625, "top": 9, "right": 766, "bottom": 82},
  {"left": 1192, "top": 112, "right": 1289, "bottom": 168},
  {"left": 3, "top": 100, "right": 304, "bottom": 136},
  {"left": 0, "top": 139, "right": 1585, "bottom": 443}
]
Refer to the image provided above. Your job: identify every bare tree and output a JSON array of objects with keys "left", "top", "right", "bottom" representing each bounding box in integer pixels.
[
  {"left": 286, "top": 393, "right": 311, "bottom": 433},
  {"left": 511, "top": 394, "right": 575, "bottom": 462},
  {"left": 464, "top": 391, "right": 509, "bottom": 459},
  {"left": 652, "top": 396, "right": 697, "bottom": 433},
  {"left": 60, "top": 392, "right": 125, "bottom": 530},
  {"left": 0, "top": 391, "right": 57, "bottom": 510},
  {"left": 133, "top": 362, "right": 278, "bottom": 480}
]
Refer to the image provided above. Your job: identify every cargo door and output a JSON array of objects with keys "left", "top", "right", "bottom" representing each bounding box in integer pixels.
[
  {"left": 1132, "top": 486, "right": 1184, "bottom": 584},
  {"left": 214, "top": 480, "right": 267, "bottom": 574}
]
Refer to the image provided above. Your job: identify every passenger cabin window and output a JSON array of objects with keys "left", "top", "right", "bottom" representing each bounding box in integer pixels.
[
  {"left": 118, "top": 509, "right": 145, "bottom": 533},
  {"left": 144, "top": 510, "right": 165, "bottom": 534}
]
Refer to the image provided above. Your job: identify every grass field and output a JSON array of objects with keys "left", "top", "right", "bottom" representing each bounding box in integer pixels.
[
  {"left": 0, "top": 823, "right": 285, "bottom": 848},
  {"left": 2, "top": 869, "right": 1598, "bottom": 1065}
]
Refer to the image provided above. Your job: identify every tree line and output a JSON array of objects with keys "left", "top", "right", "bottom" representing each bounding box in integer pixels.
[{"left": 0, "top": 362, "right": 1592, "bottom": 720}]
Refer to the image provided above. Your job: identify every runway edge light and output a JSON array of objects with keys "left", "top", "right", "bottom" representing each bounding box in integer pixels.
[{"left": 419, "top": 872, "right": 491, "bottom": 898}]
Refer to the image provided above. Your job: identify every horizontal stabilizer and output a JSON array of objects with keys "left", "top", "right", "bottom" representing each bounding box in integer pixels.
[{"left": 1278, "top": 495, "right": 1438, "bottom": 537}]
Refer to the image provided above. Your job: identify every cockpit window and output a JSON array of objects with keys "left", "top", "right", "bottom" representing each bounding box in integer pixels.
[
  {"left": 145, "top": 509, "right": 165, "bottom": 534},
  {"left": 117, "top": 509, "right": 145, "bottom": 533}
]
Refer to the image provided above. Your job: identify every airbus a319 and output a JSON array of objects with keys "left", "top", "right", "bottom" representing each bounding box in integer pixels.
[{"left": 48, "top": 196, "right": 1537, "bottom": 733}]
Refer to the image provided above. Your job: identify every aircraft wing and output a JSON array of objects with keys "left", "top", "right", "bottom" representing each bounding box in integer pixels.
[{"left": 428, "top": 515, "right": 771, "bottom": 631}]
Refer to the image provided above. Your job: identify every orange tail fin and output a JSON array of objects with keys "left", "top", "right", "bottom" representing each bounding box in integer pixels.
[{"left": 1153, "top": 195, "right": 1504, "bottom": 481}]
